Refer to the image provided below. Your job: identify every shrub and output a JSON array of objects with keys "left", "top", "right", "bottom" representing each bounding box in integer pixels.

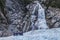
[
  {"left": 0, "top": 0, "right": 5, "bottom": 13},
  {"left": 45, "top": 0, "right": 60, "bottom": 8}
]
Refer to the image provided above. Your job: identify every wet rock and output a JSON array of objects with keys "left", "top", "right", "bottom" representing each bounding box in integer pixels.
[{"left": 46, "top": 7, "right": 60, "bottom": 28}]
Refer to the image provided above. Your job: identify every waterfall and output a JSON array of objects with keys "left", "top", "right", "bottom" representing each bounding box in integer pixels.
[
  {"left": 26, "top": 1, "right": 48, "bottom": 30},
  {"left": 5, "top": 0, "right": 48, "bottom": 35},
  {"left": 35, "top": 1, "right": 48, "bottom": 29}
]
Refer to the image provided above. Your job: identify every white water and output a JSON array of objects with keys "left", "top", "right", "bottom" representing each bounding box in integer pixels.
[
  {"left": 30, "top": 1, "right": 48, "bottom": 29},
  {"left": 0, "top": 28, "right": 60, "bottom": 40}
]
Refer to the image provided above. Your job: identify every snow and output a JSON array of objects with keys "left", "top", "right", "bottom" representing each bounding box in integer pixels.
[{"left": 0, "top": 28, "right": 60, "bottom": 40}]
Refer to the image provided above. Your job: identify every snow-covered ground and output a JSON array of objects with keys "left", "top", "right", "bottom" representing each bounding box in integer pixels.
[{"left": 0, "top": 28, "right": 60, "bottom": 40}]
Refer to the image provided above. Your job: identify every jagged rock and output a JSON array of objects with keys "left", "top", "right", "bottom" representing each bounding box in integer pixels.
[
  {"left": 0, "top": 0, "right": 60, "bottom": 37},
  {"left": 5, "top": 0, "right": 24, "bottom": 34},
  {"left": 46, "top": 7, "right": 60, "bottom": 28}
]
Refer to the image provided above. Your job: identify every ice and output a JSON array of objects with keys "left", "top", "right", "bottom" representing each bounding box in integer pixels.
[{"left": 0, "top": 28, "right": 60, "bottom": 40}]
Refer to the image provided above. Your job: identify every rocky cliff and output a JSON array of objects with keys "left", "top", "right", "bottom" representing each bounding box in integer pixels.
[{"left": 0, "top": 0, "right": 60, "bottom": 37}]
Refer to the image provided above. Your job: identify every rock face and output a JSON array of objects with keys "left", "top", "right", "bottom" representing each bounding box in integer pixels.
[
  {"left": 0, "top": 0, "right": 48, "bottom": 36},
  {"left": 0, "top": 28, "right": 60, "bottom": 40},
  {"left": 46, "top": 7, "right": 60, "bottom": 28},
  {"left": 0, "top": 0, "right": 60, "bottom": 37},
  {"left": 5, "top": 0, "right": 24, "bottom": 35},
  {"left": 4, "top": 0, "right": 48, "bottom": 35}
]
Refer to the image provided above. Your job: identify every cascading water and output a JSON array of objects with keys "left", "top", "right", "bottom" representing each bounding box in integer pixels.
[
  {"left": 26, "top": 1, "right": 48, "bottom": 30},
  {"left": 5, "top": 0, "right": 48, "bottom": 35},
  {"left": 35, "top": 1, "right": 48, "bottom": 29}
]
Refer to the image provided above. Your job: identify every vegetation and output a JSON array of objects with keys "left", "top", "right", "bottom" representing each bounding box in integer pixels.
[
  {"left": 0, "top": 0, "right": 5, "bottom": 13},
  {"left": 45, "top": 0, "right": 60, "bottom": 8}
]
